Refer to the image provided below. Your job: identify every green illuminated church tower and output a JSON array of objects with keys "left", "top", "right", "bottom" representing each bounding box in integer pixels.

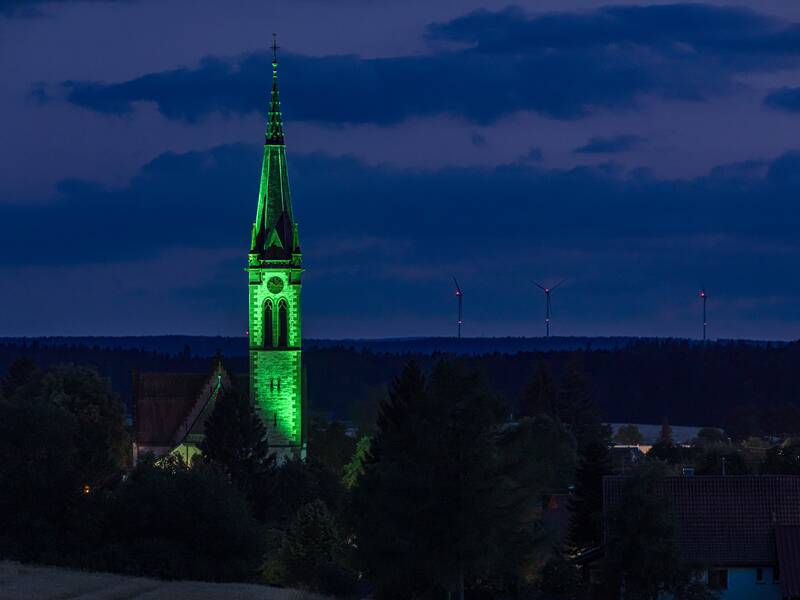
[{"left": 247, "top": 50, "right": 305, "bottom": 457}]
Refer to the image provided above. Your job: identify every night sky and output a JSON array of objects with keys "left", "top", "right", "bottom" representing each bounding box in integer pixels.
[{"left": 4, "top": 0, "right": 800, "bottom": 340}]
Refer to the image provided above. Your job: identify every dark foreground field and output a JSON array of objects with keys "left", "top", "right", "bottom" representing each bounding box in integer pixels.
[{"left": 0, "top": 561, "right": 328, "bottom": 600}]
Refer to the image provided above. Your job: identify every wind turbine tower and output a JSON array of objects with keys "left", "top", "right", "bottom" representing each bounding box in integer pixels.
[
  {"left": 533, "top": 280, "right": 565, "bottom": 337},
  {"left": 699, "top": 288, "right": 708, "bottom": 341},
  {"left": 453, "top": 277, "right": 463, "bottom": 339}
]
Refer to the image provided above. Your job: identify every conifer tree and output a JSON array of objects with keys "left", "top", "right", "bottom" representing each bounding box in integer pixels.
[
  {"left": 201, "top": 386, "right": 274, "bottom": 498},
  {"left": 1, "top": 356, "right": 40, "bottom": 398},
  {"left": 519, "top": 362, "right": 557, "bottom": 418},
  {"left": 568, "top": 438, "right": 613, "bottom": 553},
  {"left": 280, "top": 499, "right": 348, "bottom": 589},
  {"left": 342, "top": 435, "right": 370, "bottom": 490},
  {"left": 659, "top": 417, "right": 674, "bottom": 444},
  {"left": 352, "top": 360, "right": 511, "bottom": 600},
  {"left": 602, "top": 462, "right": 707, "bottom": 599},
  {"left": 616, "top": 423, "right": 644, "bottom": 445},
  {"left": 557, "top": 363, "right": 609, "bottom": 450}
]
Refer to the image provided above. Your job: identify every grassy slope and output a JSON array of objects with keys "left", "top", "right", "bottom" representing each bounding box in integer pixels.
[{"left": 0, "top": 561, "right": 328, "bottom": 600}]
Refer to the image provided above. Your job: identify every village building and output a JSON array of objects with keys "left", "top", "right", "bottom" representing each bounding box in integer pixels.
[{"left": 603, "top": 475, "right": 800, "bottom": 599}]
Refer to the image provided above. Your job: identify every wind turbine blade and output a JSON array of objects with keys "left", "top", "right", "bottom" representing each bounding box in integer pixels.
[
  {"left": 532, "top": 281, "right": 546, "bottom": 291},
  {"left": 551, "top": 279, "right": 567, "bottom": 290},
  {"left": 453, "top": 276, "right": 461, "bottom": 293}
]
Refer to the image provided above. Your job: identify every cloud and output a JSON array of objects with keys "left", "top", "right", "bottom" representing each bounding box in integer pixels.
[
  {"left": 48, "top": 4, "right": 800, "bottom": 125},
  {"left": 523, "top": 147, "right": 543, "bottom": 162},
  {"left": 6, "top": 143, "right": 800, "bottom": 336},
  {"left": 574, "top": 134, "right": 643, "bottom": 154},
  {"left": 6, "top": 142, "right": 800, "bottom": 268},
  {"left": 764, "top": 86, "right": 800, "bottom": 112},
  {"left": 0, "top": 0, "right": 129, "bottom": 18},
  {"left": 470, "top": 133, "right": 487, "bottom": 147},
  {"left": 425, "top": 4, "right": 781, "bottom": 55}
]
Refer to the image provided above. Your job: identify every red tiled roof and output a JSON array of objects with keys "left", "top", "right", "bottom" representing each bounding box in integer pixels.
[
  {"left": 777, "top": 526, "right": 800, "bottom": 597},
  {"left": 133, "top": 372, "right": 210, "bottom": 445},
  {"left": 604, "top": 475, "right": 800, "bottom": 566}
]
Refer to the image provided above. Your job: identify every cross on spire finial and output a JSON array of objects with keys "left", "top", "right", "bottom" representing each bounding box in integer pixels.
[
  {"left": 265, "top": 33, "right": 285, "bottom": 145},
  {"left": 272, "top": 33, "right": 279, "bottom": 64}
]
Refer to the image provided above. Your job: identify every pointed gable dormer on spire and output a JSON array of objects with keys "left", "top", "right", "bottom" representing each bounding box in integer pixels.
[{"left": 250, "top": 35, "right": 299, "bottom": 263}]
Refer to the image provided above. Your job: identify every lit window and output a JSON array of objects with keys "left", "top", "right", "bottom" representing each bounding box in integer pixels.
[
  {"left": 278, "top": 301, "right": 288, "bottom": 347},
  {"left": 264, "top": 300, "right": 274, "bottom": 347}
]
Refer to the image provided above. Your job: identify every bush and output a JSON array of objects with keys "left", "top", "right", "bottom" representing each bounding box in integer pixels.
[
  {"left": 99, "top": 456, "right": 266, "bottom": 581},
  {"left": 280, "top": 500, "right": 356, "bottom": 595},
  {"left": 535, "top": 553, "right": 587, "bottom": 599}
]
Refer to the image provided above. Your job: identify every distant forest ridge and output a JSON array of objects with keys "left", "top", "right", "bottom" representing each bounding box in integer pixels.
[
  {"left": 0, "top": 335, "right": 786, "bottom": 357},
  {"left": 1, "top": 336, "right": 798, "bottom": 433}
]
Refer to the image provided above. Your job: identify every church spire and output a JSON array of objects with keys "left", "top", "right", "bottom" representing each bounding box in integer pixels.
[
  {"left": 266, "top": 34, "right": 285, "bottom": 146},
  {"left": 250, "top": 34, "right": 299, "bottom": 261}
]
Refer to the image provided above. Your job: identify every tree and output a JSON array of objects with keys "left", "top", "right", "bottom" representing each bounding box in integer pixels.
[
  {"left": 494, "top": 415, "right": 577, "bottom": 589},
  {"left": 568, "top": 438, "right": 612, "bottom": 553},
  {"left": 0, "top": 394, "right": 81, "bottom": 557},
  {"left": 658, "top": 418, "right": 674, "bottom": 444},
  {"left": 648, "top": 439, "right": 683, "bottom": 465},
  {"left": 694, "top": 449, "right": 748, "bottom": 476},
  {"left": 35, "top": 364, "right": 128, "bottom": 482},
  {"left": 519, "top": 362, "right": 557, "bottom": 418},
  {"left": 694, "top": 427, "right": 727, "bottom": 447},
  {"left": 353, "top": 360, "right": 509, "bottom": 599},
  {"left": 762, "top": 438, "right": 800, "bottom": 475},
  {"left": 342, "top": 435, "right": 370, "bottom": 490},
  {"left": 102, "top": 456, "right": 266, "bottom": 581},
  {"left": 615, "top": 423, "right": 644, "bottom": 445},
  {"left": 308, "top": 418, "right": 357, "bottom": 477},
  {"left": 280, "top": 499, "right": 355, "bottom": 594},
  {"left": 555, "top": 362, "right": 610, "bottom": 451},
  {"left": 1, "top": 356, "right": 40, "bottom": 398},
  {"left": 602, "top": 462, "right": 704, "bottom": 600},
  {"left": 266, "top": 456, "right": 345, "bottom": 528},
  {"left": 200, "top": 385, "right": 274, "bottom": 501},
  {"left": 650, "top": 418, "right": 683, "bottom": 464},
  {"left": 536, "top": 552, "right": 588, "bottom": 599}
]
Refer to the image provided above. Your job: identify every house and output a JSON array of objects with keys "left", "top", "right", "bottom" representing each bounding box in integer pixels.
[{"left": 603, "top": 475, "right": 800, "bottom": 599}]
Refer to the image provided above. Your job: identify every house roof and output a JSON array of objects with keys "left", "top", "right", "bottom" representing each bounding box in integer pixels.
[
  {"left": 133, "top": 372, "right": 211, "bottom": 445},
  {"left": 133, "top": 360, "right": 243, "bottom": 447},
  {"left": 604, "top": 475, "right": 800, "bottom": 567},
  {"left": 776, "top": 526, "right": 800, "bottom": 597}
]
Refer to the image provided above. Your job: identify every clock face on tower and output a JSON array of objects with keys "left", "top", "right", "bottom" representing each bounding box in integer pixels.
[{"left": 267, "top": 276, "right": 284, "bottom": 294}]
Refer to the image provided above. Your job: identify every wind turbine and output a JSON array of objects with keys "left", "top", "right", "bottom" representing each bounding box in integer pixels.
[
  {"left": 533, "top": 279, "right": 565, "bottom": 337},
  {"left": 699, "top": 288, "right": 708, "bottom": 341},
  {"left": 453, "top": 276, "right": 463, "bottom": 339}
]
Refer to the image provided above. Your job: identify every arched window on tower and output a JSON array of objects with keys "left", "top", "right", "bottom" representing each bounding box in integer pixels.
[
  {"left": 278, "top": 300, "right": 288, "bottom": 347},
  {"left": 263, "top": 300, "right": 274, "bottom": 348}
]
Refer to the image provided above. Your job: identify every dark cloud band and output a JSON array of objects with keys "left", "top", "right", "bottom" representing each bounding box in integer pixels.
[{"left": 47, "top": 4, "right": 800, "bottom": 125}]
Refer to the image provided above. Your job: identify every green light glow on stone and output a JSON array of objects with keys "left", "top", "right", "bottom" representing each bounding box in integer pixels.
[{"left": 247, "top": 58, "right": 304, "bottom": 454}]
